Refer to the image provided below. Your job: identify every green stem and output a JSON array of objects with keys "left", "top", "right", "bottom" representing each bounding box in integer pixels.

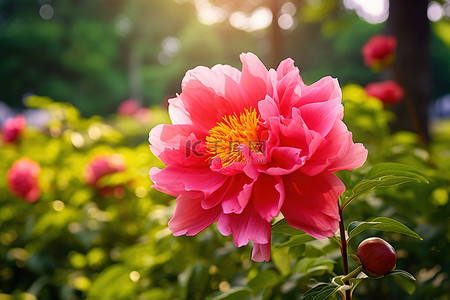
[
  {"left": 338, "top": 206, "right": 351, "bottom": 300},
  {"left": 341, "top": 265, "right": 363, "bottom": 283}
]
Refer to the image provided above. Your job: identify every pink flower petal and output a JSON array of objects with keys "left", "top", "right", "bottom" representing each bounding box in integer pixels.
[
  {"left": 302, "top": 120, "right": 368, "bottom": 176},
  {"left": 174, "top": 66, "right": 249, "bottom": 132},
  {"left": 252, "top": 242, "right": 271, "bottom": 262},
  {"left": 281, "top": 171, "right": 344, "bottom": 239},
  {"left": 299, "top": 76, "right": 341, "bottom": 106},
  {"left": 229, "top": 200, "right": 271, "bottom": 247},
  {"left": 258, "top": 95, "right": 280, "bottom": 122},
  {"left": 169, "top": 191, "right": 221, "bottom": 236},
  {"left": 299, "top": 98, "right": 343, "bottom": 137},
  {"left": 221, "top": 174, "right": 255, "bottom": 214},
  {"left": 263, "top": 147, "right": 305, "bottom": 175},
  {"left": 253, "top": 174, "right": 284, "bottom": 222},
  {"left": 150, "top": 166, "right": 227, "bottom": 198},
  {"left": 240, "top": 52, "right": 269, "bottom": 105},
  {"left": 149, "top": 124, "right": 207, "bottom": 167}
]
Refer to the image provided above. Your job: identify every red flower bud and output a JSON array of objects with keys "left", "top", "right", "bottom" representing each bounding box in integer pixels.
[{"left": 356, "top": 237, "right": 396, "bottom": 276}]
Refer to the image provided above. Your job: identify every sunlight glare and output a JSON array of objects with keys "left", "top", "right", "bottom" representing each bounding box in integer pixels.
[
  {"left": 428, "top": 1, "right": 444, "bottom": 22},
  {"left": 229, "top": 7, "right": 272, "bottom": 32},
  {"left": 194, "top": 0, "right": 226, "bottom": 25},
  {"left": 343, "top": 0, "right": 389, "bottom": 24}
]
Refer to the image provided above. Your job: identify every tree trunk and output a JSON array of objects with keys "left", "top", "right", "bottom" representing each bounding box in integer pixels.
[
  {"left": 386, "top": 0, "right": 431, "bottom": 142},
  {"left": 269, "top": 0, "right": 283, "bottom": 68}
]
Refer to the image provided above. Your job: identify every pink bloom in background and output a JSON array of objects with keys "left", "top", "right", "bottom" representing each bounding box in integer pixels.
[
  {"left": 118, "top": 99, "right": 140, "bottom": 116},
  {"left": 362, "top": 34, "right": 397, "bottom": 70},
  {"left": 365, "top": 80, "right": 404, "bottom": 105},
  {"left": 2, "top": 115, "right": 26, "bottom": 143},
  {"left": 83, "top": 154, "right": 126, "bottom": 187},
  {"left": 7, "top": 158, "right": 41, "bottom": 203},
  {"left": 149, "top": 53, "right": 367, "bottom": 261}
]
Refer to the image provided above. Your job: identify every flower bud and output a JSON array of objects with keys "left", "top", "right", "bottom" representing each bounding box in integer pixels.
[
  {"left": 356, "top": 237, "right": 396, "bottom": 276},
  {"left": 7, "top": 157, "right": 41, "bottom": 203}
]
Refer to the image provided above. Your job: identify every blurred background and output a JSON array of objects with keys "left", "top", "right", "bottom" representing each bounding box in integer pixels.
[
  {"left": 0, "top": 0, "right": 449, "bottom": 116},
  {"left": 1, "top": 1, "right": 450, "bottom": 300}
]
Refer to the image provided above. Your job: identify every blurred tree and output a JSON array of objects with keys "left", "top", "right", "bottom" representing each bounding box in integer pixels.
[{"left": 387, "top": 0, "right": 431, "bottom": 142}]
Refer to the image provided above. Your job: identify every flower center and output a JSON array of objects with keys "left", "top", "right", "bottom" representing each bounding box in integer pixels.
[{"left": 206, "top": 107, "right": 263, "bottom": 166}]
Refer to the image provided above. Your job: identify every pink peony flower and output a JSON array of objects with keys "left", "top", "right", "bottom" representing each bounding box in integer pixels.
[
  {"left": 2, "top": 115, "right": 26, "bottom": 143},
  {"left": 118, "top": 99, "right": 140, "bottom": 116},
  {"left": 7, "top": 158, "right": 41, "bottom": 203},
  {"left": 149, "top": 53, "right": 368, "bottom": 261},
  {"left": 83, "top": 154, "right": 126, "bottom": 187},
  {"left": 365, "top": 80, "right": 404, "bottom": 105},
  {"left": 362, "top": 34, "right": 397, "bottom": 70}
]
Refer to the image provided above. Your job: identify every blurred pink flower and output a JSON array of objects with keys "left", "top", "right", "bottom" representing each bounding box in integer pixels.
[
  {"left": 365, "top": 80, "right": 404, "bottom": 105},
  {"left": 7, "top": 158, "right": 41, "bottom": 203},
  {"left": 83, "top": 154, "right": 126, "bottom": 187},
  {"left": 2, "top": 115, "right": 26, "bottom": 143},
  {"left": 149, "top": 53, "right": 367, "bottom": 261},
  {"left": 362, "top": 34, "right": 397, "bottom": 70},
  {"left": 118, "top": 99, "right": 140, "bottom": 116}
]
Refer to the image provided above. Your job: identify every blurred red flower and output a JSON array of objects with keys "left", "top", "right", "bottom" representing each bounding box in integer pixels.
[
  {"left": 362, "top": 34, "right": 397, "bottom": 70},
  {"left": 365, "top": 80, "right": 404, "bottom": 105},
  {"left": 150, "top": 53, "right": 367, "bottom": 261},
  {"left": 83, "top": 154, "right": 126, "bottom": 187},
  {"left": 7, "top": 158, "right": 41, "bottom": 203},
  {"left": 117, "top": 99, "right": 140, "bottom": 116},
  {"left": 2, "top": 115, "right": 26, "bottom": 143}
]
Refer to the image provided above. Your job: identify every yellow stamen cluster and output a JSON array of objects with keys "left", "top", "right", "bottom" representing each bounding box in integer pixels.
[{"left": 206, "top": 108, "right": 261, "bottom": 166}]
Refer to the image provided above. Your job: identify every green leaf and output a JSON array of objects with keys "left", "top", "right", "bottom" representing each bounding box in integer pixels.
[
  {"left": 300, "top": 283, "right": 339, "bottom": 300},
  {"left": 365, "top": 163, "right": 429, "bottom": 183},
  {"left": 346, "top": 218, "right": 422, "bottom": 241},
  {"left": 247, "top": 269, "right": 280, "bottom": 293},
  {"left": 387, "top": 269, "right": 417, "bottom": 295},
  {"left": 341, "top": 163, "right": 429, "bottom": 210},
  {"left": 275, "top": 234, "right": 316, "bottom": 249},
  {"left": 347, "top": 221, "right": 380, "bottom": 242},
  {"left": 371, "top": 217, "right": 423, "bottom": 240},
  {"left": 272, "top": 219, "right": 309, "bottom": 236},
  {"left": 207, "top": 287, "right": 252, "bottom": 300},
  {"left": 349, "top": 274, "right": 368, "bottom": 296}
]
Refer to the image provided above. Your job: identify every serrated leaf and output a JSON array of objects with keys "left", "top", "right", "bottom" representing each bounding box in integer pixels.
[
  {"left": 387, "top": 269, "right": 416, "bottom": 295},
  {"left": 371, "top": 217, "right": 422, "bottom": 240},
  {"left": 272, "top": 219, "right": 309, "bottom": 236},
  {"left": 300, "top": 283, "right": 339, "bottom": 300},
  {"left": 207, "top": 287, "right": 252, "bottom": 300},
  {"left": 347, "top": 221, "right": 380, "bottom": 242}
]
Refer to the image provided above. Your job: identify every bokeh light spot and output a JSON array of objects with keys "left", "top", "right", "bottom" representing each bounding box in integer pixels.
[
  {"left": 278, "top": 14, "right": 295, "bottom": 30},
  {"left": 428, "top": 1, "right": 444, "bottom": 22},
  {"left": 52, "top": 200, "right": 65, "bottom": 212},
  {"left": 39, "top": 4, "right": 54, "bottom": 20},
  {"left": 129, "top": 271, "right": 140, "bottom": 282}
]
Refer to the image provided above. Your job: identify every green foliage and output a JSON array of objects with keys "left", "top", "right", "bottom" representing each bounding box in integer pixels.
[{"left": 1, "top": 77, "right": 450, "bottom": 300}]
